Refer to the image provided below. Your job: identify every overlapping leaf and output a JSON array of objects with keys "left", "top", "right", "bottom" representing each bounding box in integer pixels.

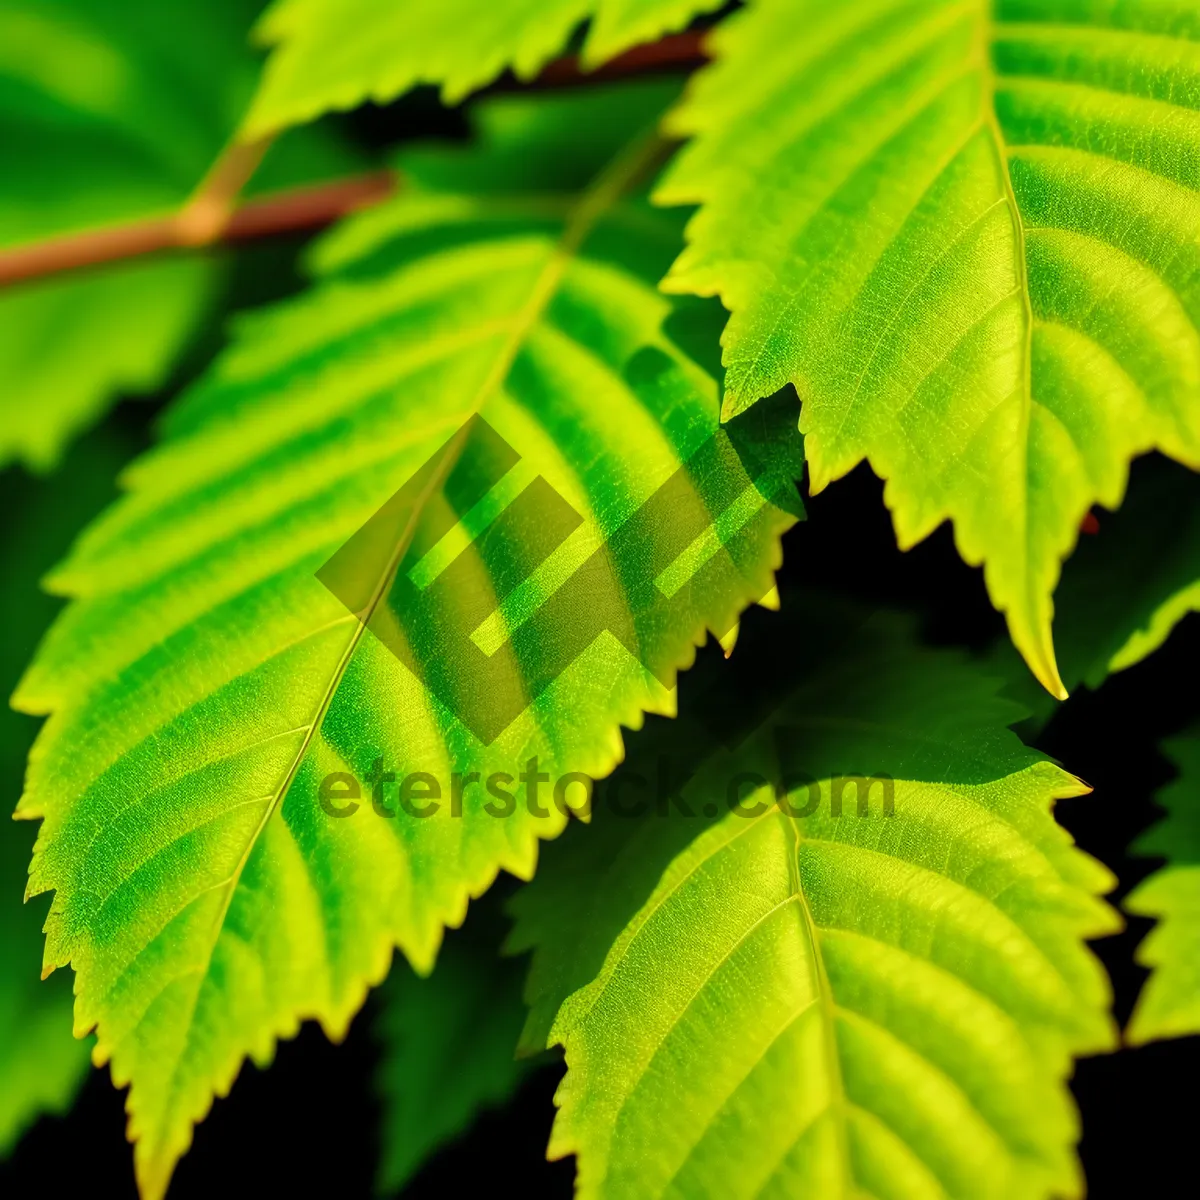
[
  {"left": 242, "top": 0, "right": 722, "bottom": 137},
  {"left": 0, "top": 0, "right": 261, "bottom": 469},
  {"left": 376, "top": 937, "right": 532, "bottom": 1192},
  {"left": 511, "top": 603, "right": 1118, "bottom": 1199},
  {"left": 0, "top": 0, "right": 363, "bottom": 471},
  {"left": 12, "top": 84, "right": 801, "bottom": 1199},
  {"left": 1126, "top": 728, "right": 1200, "bottom": 1044},
  {"left": 654, "top": 0, "right": 1200, "bottom": 699},
  {"left": 1053, "top": 463, "right": 1200, "bottom": 692},
  {"left": 990, "top": 459, "right": 1200, "bottom": 729}
]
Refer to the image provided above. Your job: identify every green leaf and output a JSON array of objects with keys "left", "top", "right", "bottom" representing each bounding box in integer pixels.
[
  {"left": 0, "top": 1, "right": 264, "bottom": 469},
  {"left": 242, "top": 0, "right": 723, "bottom": 137},
  {"left": 0, "top": 263, "right": 220, "bottom": 473},
  {"left": 0, "top": 436, "right": 130, "bottom": 1156},
  {"left": 0, "top": 1, "right": 361, "bottom": 471},
  {"left": 654, "top": 0, "right": 1200, "bottom": 700},
  {"left": 376, "top": 937, "right": 533, "bottom": 1193},
  {"left": 511, "top": 603, "right": 1118, "bottom": 1199},
  {"left": 12, "top": 83, "right": 801, "bottom": 1199},
  {"left": 1126, "top": 727, "right": 1200, "bottom": 1044}
]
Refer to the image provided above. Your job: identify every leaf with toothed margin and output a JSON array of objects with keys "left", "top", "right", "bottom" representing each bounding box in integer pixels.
[
  {"left": 654, "top": 0, "right": 1200, "bottom": 701},
  {"left": 1126, "top": 727, "right": 1200, "bottom": 1045},
  {"left": 510, "top": 601, "right": 1118, "bottom": 1200},
  {"left": 11, "top": 83, "right": 802, "bottom": 1200},
  {"left": 242, "top": 0, "right": 724, "bottom": 138}
]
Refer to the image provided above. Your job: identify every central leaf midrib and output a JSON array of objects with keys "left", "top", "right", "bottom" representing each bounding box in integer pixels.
[
  {"left": 981, "top": 0, "right": 1034, "bottom": 402},
  {"left": 156, "top": 122, "right": 675, "bottom": 1094},
  {"left": 979, "top": 0, "right": 1066, "bottom": 698},
  {"left": 784, "top": 807, "right": 854, "bottom": 1195}
]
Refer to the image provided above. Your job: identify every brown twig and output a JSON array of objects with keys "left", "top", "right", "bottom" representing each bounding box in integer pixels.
[
  {"left": 0, "top": 170, "right": 398, "bottom": 287},
  {"left": 0, "top": 31, "right": 708, "bottom": 290},
  {"left": 176, "top": 135, "right": 274, "bottom": 246},
  {"left": 222, "top": 171, "right": 398, "bottom": 241},
  {"left": 0, "top": 216, "right": 183, "bottom": 287}
]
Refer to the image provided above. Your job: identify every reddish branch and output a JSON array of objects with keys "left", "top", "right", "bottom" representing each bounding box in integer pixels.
[
  {"left": 223, "top": 171, "right": 399, "bottom": 241},
  {"left": 534, "top": 30, "right": 707, "bottom": 86},
  {"left": 0, "top": 31, "right": 707, "bottom": 290},
  {"left": 0, "top": 172, "right": 398, "bottom": 287}
]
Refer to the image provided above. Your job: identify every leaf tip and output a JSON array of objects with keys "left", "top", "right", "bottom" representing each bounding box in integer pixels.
[
  {"left": 719, "top": 389, "right": 751, "bottom": 424},
  {"left": 718, "top": 622, "right": 739, "bottom": 658},
  {"left": 1017, "top": 625, "right": 1069, "bottom": 702}
]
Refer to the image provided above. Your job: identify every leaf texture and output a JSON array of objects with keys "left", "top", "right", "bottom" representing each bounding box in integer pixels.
[
  {"left": 12, "top": 84, "right": 801, "bottom": 1199},
  {"left": 1126, "top": 728, "right": 1200, "bottom": 1044},
  {"left": 655, "top": 0, "right": 1200, "bottom": 699},
  {"left": 242, "top": 0, "right": 723, "bottom": 137},
  {"left": 511, "top": 603, "right": 1118, "bottom": 1199}
]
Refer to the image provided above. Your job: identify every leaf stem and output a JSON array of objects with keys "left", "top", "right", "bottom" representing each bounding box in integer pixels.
[
  {"left": 176, "top": 134, "right": 275, "bottom": 246},
  {"left": 0, "top": 31, "right": 706, "bottom": 290},
  {"left": 0, "top": 170, "right": 399, "bottom": 288},
  {"left": 531, "top": 30, "right": 706, "bottom": 87}
]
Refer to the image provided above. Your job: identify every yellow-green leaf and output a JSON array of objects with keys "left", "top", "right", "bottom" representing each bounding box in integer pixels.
[
  {"left": 512, "top": 604, "right": 1118, "bottom": 1199},
  {"left": 13, "top": 84, "right": 800, "bottom": 1199},
  {"left": 243, "top": 0, "right": 723, "bottom": 137},
  {"left": 655, "top": 0, "right": 1200, "bottom": 699}
]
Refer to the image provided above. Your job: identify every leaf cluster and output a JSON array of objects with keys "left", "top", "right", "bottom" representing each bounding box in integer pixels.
[{"left": 1, "top": 3, "right": 1198, "bottom": 1197}]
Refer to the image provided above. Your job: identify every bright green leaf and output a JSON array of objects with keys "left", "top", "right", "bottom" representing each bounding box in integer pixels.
[
  {"left": 1126, "top": 728, "right": 1200, "bottom": 1045},
  {"left": 12, "top": 84, "right": 800, "bottom": 1199},
  {"left": 511, "top": 603, "right": 1118, "bottom": 1199},
  {"left": 376, "top": 937, "right": 533, "bottom": 1192},
  {"left": 655, "top": 0, "right": 1200, "bottom": 700},
  {"left": 242, "top": 0, "right": 723, "bottom": 138}
]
